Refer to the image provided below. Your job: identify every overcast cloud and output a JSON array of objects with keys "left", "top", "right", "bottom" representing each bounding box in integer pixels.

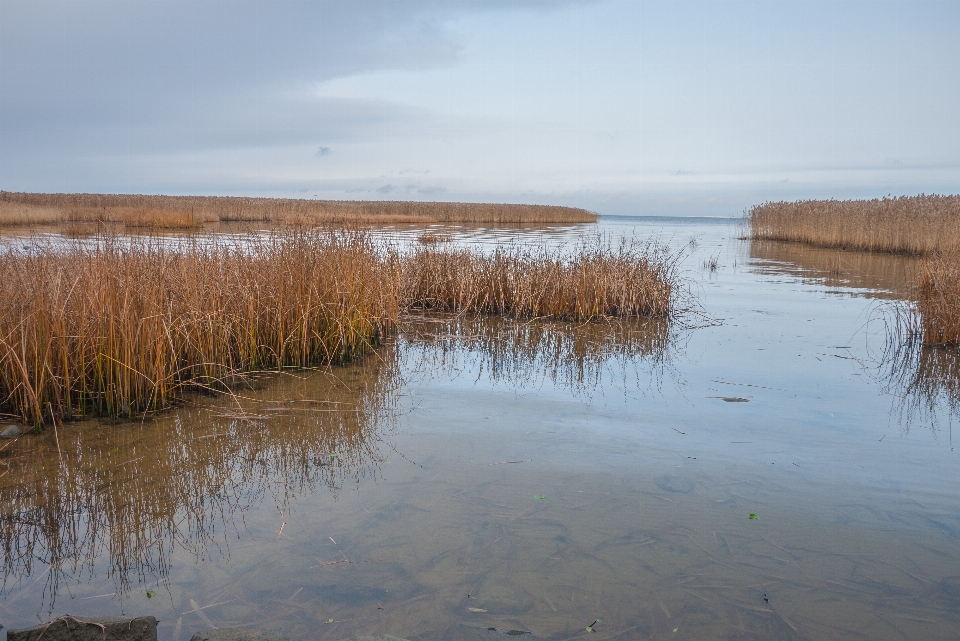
[{"left": 1, "top": 0, "right": 958, "bottom": 215}]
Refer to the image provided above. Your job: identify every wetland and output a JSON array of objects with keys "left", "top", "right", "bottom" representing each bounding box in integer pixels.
[{"left": 1, "top": 216, "right": 959, "bottom": 640}]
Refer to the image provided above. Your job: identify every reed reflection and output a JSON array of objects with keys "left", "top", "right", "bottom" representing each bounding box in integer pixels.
[
  {"left": 0, "top": 314, "right": 680, "bottom": 613},
  {"left": 749, "top": 239, "right": 921, "bottom": 299},
  {"left": 0, "top": 343, "right": 400, "bottom": 608},
  {"left": 400, "top": 314, "right": 675, "bottom": 396},
  {"left": 881, "top": 328, "right": 960, "bottom": 437}
]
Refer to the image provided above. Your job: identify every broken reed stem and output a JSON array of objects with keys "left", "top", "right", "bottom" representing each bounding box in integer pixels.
[
  {"left": 749, "top": 194, "right": 960, "bottom": 255},
  {"left": 0, "top": 233, "right": 676, "bottom": 425}
]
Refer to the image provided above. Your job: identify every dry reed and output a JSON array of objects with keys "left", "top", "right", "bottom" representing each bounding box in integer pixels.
[
  {"left": 917, "top": 252, "right": 960, "bottom": 346},
  {"left": 0, "top": 191, "right": 597, "bottom": 227},
  {"left": 0, "top": 233, "right": 676, "bottom": 425},
  {"left": 0, "top": 232, "right": 399, "bottom": 425},
  {"left": 401, "top": 240, "right": 675, "bottom": 320},
  {"left": 749, "top": 195, "right": 960, "bottom": 255}
]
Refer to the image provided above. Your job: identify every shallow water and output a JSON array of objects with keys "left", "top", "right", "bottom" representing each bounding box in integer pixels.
[{"left": 1, "top": 217, "right": 959, "bottom": 640}]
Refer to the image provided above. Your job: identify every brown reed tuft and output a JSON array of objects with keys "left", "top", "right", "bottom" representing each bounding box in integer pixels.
[
  {"left": 0, "top": 232, "right": 676, "bottom": 425},
  {"left": 749, "top": 194, "right": 960, "bottom": 255},
  {"left": 0, "top": 191, "right": 598, "bottom": 227},
  {"left": 401, "top": 240, "right": 675, "bottom": 320},
  {"left": 0, "top": 232, "right": 400, "bottom": 425},
  {"left": 917, "top": 252, "right": 960, "bottom": 346}
]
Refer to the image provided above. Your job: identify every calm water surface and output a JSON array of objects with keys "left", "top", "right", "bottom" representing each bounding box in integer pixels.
[{"left": 1, "top": 217, "right": 958, "bottom": 640}]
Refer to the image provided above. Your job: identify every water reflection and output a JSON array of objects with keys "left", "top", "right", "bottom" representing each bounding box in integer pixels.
[
  {"left": 750, "top": 240, "right": 921, "bottom": 299},
  {"left": 0, "top": 315, "right": 676, "bottom": 613},
  {"left": 399, "top": 314, "right": 676, "bottom": 397},
  {"left": 0, "top": 343, "right": 401, "bottom": 608},
  {"left": 882, "top": 332, "right": 960, "bottom": 437}
]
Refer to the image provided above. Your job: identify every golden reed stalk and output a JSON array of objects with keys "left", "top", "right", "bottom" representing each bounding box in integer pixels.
[
  {"left": 0, "top": 191, "right": 597, "bottom": 227},
  {"left": 0, "top": 234, "right": 675, "bottom": 425},
  {"left": 0, "top": 232, "right": 400, "bottom": 425},
  {"left": 749, "top": 195, "right": 960, "bottom": 255},
  {"left": 402, "top": 241, "right": 675, "bottom": 319},
  {"left": 918, "top": 252, "right": 960, "bottom": 346}
]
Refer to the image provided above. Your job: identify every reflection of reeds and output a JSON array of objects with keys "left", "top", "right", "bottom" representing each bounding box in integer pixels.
[
  {"left": 0, "top": 232, "right": 399, "bottom": 425},
  {"left": 918, "top": 252, "right": 960, "bottom": 346},
  {"left": 402, "top": 240, "right": 676, "bottom": 320},
  {"left": 0, "top": 192, "right": 598, "bottom": 227},
  {"left": 880, "top": 306, "right": 960, "bottom": 432},
  {"left": 416, "top": 231, "right": 451, "bottom": 245},
  {"left": 401, "top": 315, "right": 674, "bottom": 395},
  {"left": 749, "top": 195, "right": 960, "bottom": 255},
  {"left": 0, "top": 350, "right": 399, "bottom": 605},
  {"left": 749, "top": 240, "right": 921, "bottom": 299}
]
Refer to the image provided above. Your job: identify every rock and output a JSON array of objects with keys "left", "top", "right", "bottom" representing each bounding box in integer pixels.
[
  {"left": 7, "top": 616, "right": 158, "bottom": 641},
  {"left": 342, "top": 636, "right": 411, "bottom": 641},
  {"left": 1, "top": 424, "right": 24, "bottom": 439},
  {"left": 442, "top": 623, "right": 540, "bottom": 640},
  {"left": 190, "top": 630, "right": 289, "bottom": 641}
]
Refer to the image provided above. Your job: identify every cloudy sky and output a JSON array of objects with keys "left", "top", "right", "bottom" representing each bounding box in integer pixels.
[{"left": 1, "top": 0, "right": 958, "bottom": 215}]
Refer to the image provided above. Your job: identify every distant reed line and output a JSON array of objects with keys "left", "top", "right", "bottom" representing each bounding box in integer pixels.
[
  {"left": 749, "top": 195, "right": 960, "bottom": 255},
  {"left": 0, "top": 191, "right": 597, "bottom": 227},
  {"left": 0, "top": 233, "right": 675, "bottom": 425}
]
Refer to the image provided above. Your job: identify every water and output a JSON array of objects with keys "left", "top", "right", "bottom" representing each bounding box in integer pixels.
[{"left": 1, "top": 217, "right": 958, "bottom": 640}]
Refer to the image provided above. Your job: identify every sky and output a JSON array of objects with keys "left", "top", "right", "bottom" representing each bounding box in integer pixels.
[{"left": 1, "top": 0, "right": 958, "bottom": 216}]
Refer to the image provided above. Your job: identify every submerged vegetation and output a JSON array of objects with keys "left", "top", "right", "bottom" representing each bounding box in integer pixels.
[
  {"left": 0, "top": 232, "right": 677, "bottom": 425},
  {"left": 0, "top": 191, "right": 597, "bottom": 228},
  {"left": 749, "top": 194, "right": 960, "bottom": 255}
]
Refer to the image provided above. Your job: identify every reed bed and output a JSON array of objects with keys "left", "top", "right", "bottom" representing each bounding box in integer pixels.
[
  {"left": 0, "top": 191, "right": 597, "bottom": 227},
  {"left": 0, "top": 232, "right": 400, "bottom": 425},
  {"left": 401, "top": 240, "right": 676, "bottom": 320},
  {"left": 0, "top": 232, "right": 676, "bottom": 424},
  {"left": 917, "top": 252, "right": 960, "bottom": 346},
  {"left": 749, "top": 194, "right": 960, "bottom": 255}
]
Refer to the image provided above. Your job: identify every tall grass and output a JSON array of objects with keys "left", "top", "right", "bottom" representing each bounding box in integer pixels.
[
  {"left": 918, "top": 252, "right": 960, "bottom": 346},
  {"left": 0, "top": 191, "right": 598, "bottom": 227},
  {"left": 749, "top": 195, "right": 960, "bottom": 255},
  {"left": 0, "top": 232, "right": 399, "bottom": 425},
  {"left": 402, "top": 240, "right": 676, "bottom": 320},
  {"left": 0, "top": 233, "right": 677, "bottom": 425}
]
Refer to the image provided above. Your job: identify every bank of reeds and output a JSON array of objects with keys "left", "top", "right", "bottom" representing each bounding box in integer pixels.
[
  {"left": 0, "top": 191, "right": 597, "bottom": 227},
  {"left": 917, "top": 252, "right": 960, "bottom": 346},
  {"left": 0, "top": 233, "right": 676, "bottom": 424},
  {"left": 0, "top": 233, "right": 400, "bottom": 425},
  {"left": 749, "top": 194, "right": 960, "bottom": 255},
  {"left": 401, "top": 240, "right": 676, "bottom": 320}
]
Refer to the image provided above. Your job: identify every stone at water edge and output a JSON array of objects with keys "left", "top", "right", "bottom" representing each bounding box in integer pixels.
[
  {"left": 1, "top": 424, "right": 24, "bottom": 439},
  {"left": 6, "top": 616, "right": 158, "bottom": 641}
]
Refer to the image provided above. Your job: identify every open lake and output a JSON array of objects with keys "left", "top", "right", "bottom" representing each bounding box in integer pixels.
[{"left": 2, "top": 217, "right": 958, "bottom": 640}]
